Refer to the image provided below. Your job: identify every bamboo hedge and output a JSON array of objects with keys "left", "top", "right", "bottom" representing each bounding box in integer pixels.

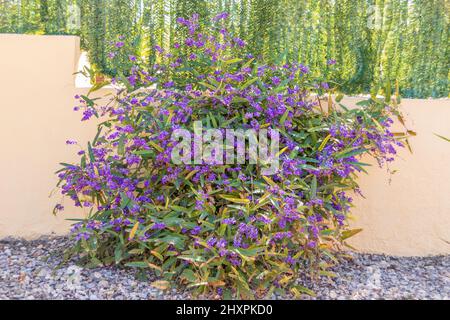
[{"left": 0, "top": 0, "right": 448, "bottom": 98}]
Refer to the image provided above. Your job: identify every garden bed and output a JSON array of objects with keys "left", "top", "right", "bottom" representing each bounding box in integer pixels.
[{"left": 1, "top": 237, "right": 448, "bottom": 300}]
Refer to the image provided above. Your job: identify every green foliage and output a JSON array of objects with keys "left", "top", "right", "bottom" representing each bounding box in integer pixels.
[
  {"left": 55, "top": 15, "right": 406, "bottom": 298},
  {"left": 83, "top": 0, "right": 106, "bottom": 74},
  {"left": 0, "top": 0, "right": 448, "bottom": 97}
]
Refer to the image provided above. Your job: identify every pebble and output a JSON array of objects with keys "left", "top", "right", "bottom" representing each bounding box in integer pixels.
[
  {"left": 99, "top": 280, "right": 109, "bottom": 288},
  {"left": 0, "top": 236, "right": 448, "bottom": 300}
]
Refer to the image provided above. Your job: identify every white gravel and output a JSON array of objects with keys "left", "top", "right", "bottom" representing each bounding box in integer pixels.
[
  {"left": 0, "top": 236, "right": 448, "bottom": 300},
  {"left": 294, "top": 251, "right": 449, "bottom": 300}
]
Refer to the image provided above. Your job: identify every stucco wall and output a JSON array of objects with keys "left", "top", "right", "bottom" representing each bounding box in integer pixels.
[
  {"left": 342, "top": 97, "right": 450, "bottom": 256},
  {"left": 0, "top": 35, "right": 449, "bottom": 256},
  {"left": 0, "top": 34, "right": 99, "bottom": 238}
]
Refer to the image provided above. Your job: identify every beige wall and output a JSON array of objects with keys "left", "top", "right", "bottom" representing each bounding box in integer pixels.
[
  {"left": 0, "top": 35, "right": 98, "bottom": 238},
  {"left": 0, "top": 35, "right": 449, "bottom": 256},
  {"left": 342, "top": 97, "right": 450, "bottom": 256}
]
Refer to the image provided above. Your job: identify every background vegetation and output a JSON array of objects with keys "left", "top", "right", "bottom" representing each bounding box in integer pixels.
[{"left": 0, "top": 0, "right": 448, "bottom": 98}]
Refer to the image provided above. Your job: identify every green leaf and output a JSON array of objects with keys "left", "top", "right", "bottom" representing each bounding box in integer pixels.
[
  {"left": 239, "top": 77, "right": 258, "bottom": 90},
  {"left": 114, "top": 245, "right": 123, "bottom": 264},
  {"left": 118, "top": 135, "right": 125, "bottom": 155},
  {"left": 88, "top": 80, "right": 110, "bottom": 95},
  {"left": 434, "top": 133, "right": 450, "bottom": 142},
  {"left": 125, "top": 261, "right": 148, "bottom": 268},
  {"left": 220, "top": 115, "right": 238, "bottom": 128},
  {"left": 180, "top": 268, "right": 198, "bottom": 282},
  {"left": 355, "top": 99, "right": 370, "bottom": 107},
  {"left": 120, "top": 192, "right": 131, "bottom": 209},
  {"left": 223, "top": 58, "right": 242, "bottom": 65},
  {"left": 87, "top": 142, "right": 95, "bottom": 163},
  {"left": 133, "top": 150, "right": 153, "bottom": 156},
  {"left": 92, "top": 127, "right": 103, "bottom": 146},
  {"left": 199, "top": 82, "right": 217, "bottom": 91},
  {"left": 219, "top": 195, "right": 250, "bottom": 204},
  {"left": 235, "top": 247, "right": 264, "bottom": 257},
  {"left": 169, "top": 205, "right": 191, "bottom": 213},
  {"left": 159, "top": 234, "right": 185, "bottom": 249},
  {"left": 342, "top": 228, "right": 363, "bottom": 240},
  {"left": 178, "top": 255, "right": 206, "bottom": 263},
  {"left": 209, "top": 112, "right": 218, "bottom": 128},
  {"left": 279, "top": 109, "right": 290, "bottom": 125},
  {"left": 80, "top": 95, "right": 96, "bottom": 107},
  {"left": 334, "top": 147, "right": 367, "bottom": 159},
  {"left": 310, "top": 176, "right": 317, "bottom": 198},
  {"left": 335, "top": 93, "right": 344, "bottom": 102},
  {"left": 318, "top": 134, "right": 331, "bottom": 151},
  {"left": 292, "top": 285, "right": 316, "bottom": 297},
  {"left": 148, "top": 141, "right": 164, "bottom": 153}
]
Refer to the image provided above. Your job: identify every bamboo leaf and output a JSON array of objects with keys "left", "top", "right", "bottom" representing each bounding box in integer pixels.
[
  {"left": 219, "top": 195, "right": 250, "bottom": 204},
  {"left": 318, "top": 134, "right": 332, "bottom": 151},
  {"left": 239, "top": 77, "right": 258, "bottom": 90},
  {"left": 434, "top": 133, "right": 450, "bottom": 142},
  {"left": 128, "top": 222, "right": 139, "bottom": 240},
  {"left": 151, "top": 280, "right": 170, "bottom": 290},
  {"left": 310, "top": 176, "right": 317, "bottom": 198},
  {"left": 342, "top": 228, "right": 363, "bottom": 240},
  {"left": 148, "top": 141, "right": 164, "bottom": 153}
]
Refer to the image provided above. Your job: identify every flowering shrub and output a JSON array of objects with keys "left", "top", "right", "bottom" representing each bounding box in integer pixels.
[{"left": 56, "top": 14, "right": 403, "bottom": 299}]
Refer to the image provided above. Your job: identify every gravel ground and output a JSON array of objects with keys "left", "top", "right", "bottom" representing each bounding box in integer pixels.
[{"left": 0, "top": 236, "right": 448, "bottom": 300}]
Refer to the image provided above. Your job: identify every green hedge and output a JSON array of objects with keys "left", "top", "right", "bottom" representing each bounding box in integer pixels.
[{"left": 1, "top": 0, "right": 448, "bottom": 98}]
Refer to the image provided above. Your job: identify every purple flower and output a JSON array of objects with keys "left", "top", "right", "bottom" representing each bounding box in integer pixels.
[
  {"left": 163, "top": 81, "right": 175, "bottom": 88},
  {"left": 222, "top": 217, "right": 236, "bottom": 225},
  {"left": 206, "top": 237, "right": 217, "bottom": 247},
  {"left": 285, "top": 255, "right": 296, "bottom": 264},
  {"left": 83, "top": 201, "right": 93, "bottom": 207},
  {"left": 237, "top": 223, "right": 258, "bottom": 240},
  {"left": 271, "top": 77, "right": 281, "bottom": 86},
  {"left": 216, "top": 238, "right": 227, "bottom": 249},
  {"left": 271, "top": 231, "right": 292, "bottom": 243},
  {"left": 213, "top": 12, "right": 229, "bottom": 21},
  {"left": 185, "top": 38, "right": 194, "bottom": 47},
  {"left": 190, "top": 226, "right": 201, "bottom": 235},
  {"left": 75, "top": 232, "right": 90, "bottom": 241},
  {"left": 307, "top": 241, "right": 317, "bottom": 248},
  {"left": 151, "top": 222, "right": 166, "bottom": 230},
  {"left": 81, "top": 109, "right": 95, "bottom": 121}
]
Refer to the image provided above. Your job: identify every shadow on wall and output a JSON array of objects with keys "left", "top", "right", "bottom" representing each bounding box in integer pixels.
[{"left": 0, "top": 34, "right": 449, "bottom": 256}]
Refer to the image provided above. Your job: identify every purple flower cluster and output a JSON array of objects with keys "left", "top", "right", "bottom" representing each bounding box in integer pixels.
[{"left": 56, "top": 13, "right": 402, "bottom": 296}]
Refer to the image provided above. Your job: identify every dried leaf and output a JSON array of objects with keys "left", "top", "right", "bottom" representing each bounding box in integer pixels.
[{"left": 151, "top": 280, "right": 170, "bottom": 290}]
